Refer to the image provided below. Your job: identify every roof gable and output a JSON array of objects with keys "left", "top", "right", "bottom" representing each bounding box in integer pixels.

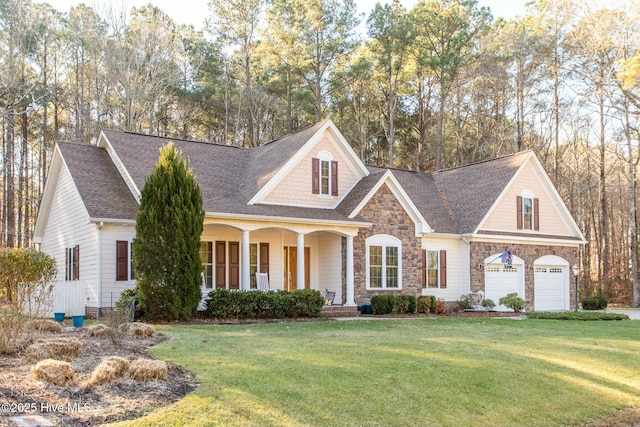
[
  {"left": 248, "top": 119, "right": 369, "bottom": 206},
  {"left": 342, "top": 169, "right": 431, "bottom": 234},
  {"left": 476, "top": 152, "right": 586, "bottom": 241}
]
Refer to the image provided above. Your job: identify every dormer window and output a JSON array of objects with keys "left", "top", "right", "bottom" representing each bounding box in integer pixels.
[
  {"left": 517, "top": 191, "right": 539, "bottom": 231},
  {"left": 312, "top": 151, "right": 338, "bottom": 197}
]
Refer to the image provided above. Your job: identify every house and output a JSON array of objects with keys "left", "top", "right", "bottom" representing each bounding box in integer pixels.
[{"left": 33, "top": 119, "right": 586, "bottom": 316}]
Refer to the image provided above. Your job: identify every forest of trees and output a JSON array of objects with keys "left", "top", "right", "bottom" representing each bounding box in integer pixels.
[{"left": 1, "top": 0, "right": 639, "bottom": 305}]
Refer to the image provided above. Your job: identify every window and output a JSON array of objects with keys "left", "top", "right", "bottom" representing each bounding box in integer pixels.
[
  {"left": 65, "top": 245, "right": 80, "bottom": 281},
  {"left": 320, "top": 159, "right": 330, "bottom": 195},
  {"left": 422, "top": 249, "right": 447, "bottom": 289},
  {"left": 517, "top": 194, "right": 539, "bottom": 231},
  {"left": 116, "top": 241, "right": 134, "bottom": 281},
  {"left": 200, "top": 241, "right": 213, "bottom": 288},
  {"left": 366, "top": 235, "right": 401, "bottom": 289},
  {"left": 312, "top": 152, "right": 338, "bottom": 196},
  {"left": 250, "top": 243, "right": 258, "bottom": 289}
]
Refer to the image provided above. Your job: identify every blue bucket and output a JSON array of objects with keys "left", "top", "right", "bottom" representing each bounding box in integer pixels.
[
  {"left": 54, "top": 313, "right": 65, "bottom": 322},
  {"left": 72, "top": 315, "right": 84, "bottom": 328}
]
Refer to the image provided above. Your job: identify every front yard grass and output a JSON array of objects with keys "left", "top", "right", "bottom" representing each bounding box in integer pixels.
[{"left": 109, "top": 318, "right": 640, "bottom": 427}]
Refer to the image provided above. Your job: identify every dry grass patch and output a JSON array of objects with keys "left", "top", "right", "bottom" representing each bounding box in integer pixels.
[
  {"left": 128, "top": 322, "right": 155, "bottom": 338},
  {"left": 24, "top": 318, "right": 62, "bottom": 334},
  {"left": 23, "top": 337, "right": 83, "bottom": 363},
  {"left": 86, "top": 356, "right": 130, "bottom": 387},
  {"left": 128, "top": 358, "right": 167, "bottom": 382},
  {"left": 32, "top": 359, "right": 75, "bottom": 386}
]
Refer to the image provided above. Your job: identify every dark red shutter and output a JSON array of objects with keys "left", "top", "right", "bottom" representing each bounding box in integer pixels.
[
  {"left": 229, "top": 242, "right": 239, "bottom": 290},
  {"left": 215, "top": 241, "right": 226, "bottom": 289},
  {"left": 116, "top": 241, "right": 128, "bottom": 281},
  {"left": 439, "top": 250, "right": 447, "bottom": 289},
  {"left": 516, "top": 196, "right": 523, "bottom": 230},
  {"left": 74, "top": 245, "right": 80, "bottom": 280},
  {"left": 533, "top": 198, "right": 540, "bottom": 231},
  {"left": 422, "top": 249, "right": 427, "bottom": 288},
  {"left": 312, "top": 158, "right": 320, "bottom": 194},
  {"left": 260, "top": 243, "right": 269, "bottom": 278},
  {"left": 331, "top": 160, "right": 338, "bottom": 196}
]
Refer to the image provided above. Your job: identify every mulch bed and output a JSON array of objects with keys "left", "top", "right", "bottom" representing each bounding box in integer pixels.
[{"left": 0, "top": 326, "right": 198, "bottom": 427}]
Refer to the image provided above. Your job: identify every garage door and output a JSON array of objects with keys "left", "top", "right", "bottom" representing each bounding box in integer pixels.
[
  {"left": 534, "top": 266, "right": 566, "bottom": 311},
  {"left": 484, "top": 264, "right": 524, "bottom": 311}
]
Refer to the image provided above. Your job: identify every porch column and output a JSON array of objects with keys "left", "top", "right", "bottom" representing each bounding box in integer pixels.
[
  {"left": 297, "top": 233, "right": 305, "bottom": 290},
  {"left": 345, "top": 235, "right": 355, "bottom": 306},
  {"left": 241, "top": 230, "right": 250, "bottom": 291}
]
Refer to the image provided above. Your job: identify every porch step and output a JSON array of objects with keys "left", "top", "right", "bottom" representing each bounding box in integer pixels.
[{"left": 322, "top": 305, "right": 360, "bottom": 318}]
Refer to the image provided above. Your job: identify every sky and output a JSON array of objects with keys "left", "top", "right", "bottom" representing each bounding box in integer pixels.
[{"left": 35, "top": 0, "right": 530, "bottom": 29}]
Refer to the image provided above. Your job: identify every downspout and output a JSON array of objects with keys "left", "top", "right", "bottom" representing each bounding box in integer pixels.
[{"left": 97, "top": 221, "right": 104, "bottom": 320}]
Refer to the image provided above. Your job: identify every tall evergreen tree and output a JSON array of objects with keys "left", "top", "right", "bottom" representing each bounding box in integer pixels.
[{"left": 132, "top": 142, "right": 204, "bottom": 321}]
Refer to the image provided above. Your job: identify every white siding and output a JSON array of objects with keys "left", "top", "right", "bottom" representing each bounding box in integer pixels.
[
  {"left": 99, "top": 224, "right": 137, "bottom": 310},
  {"left": 317, "top": 233, "right": 343, "bottom": 303},
  {"left": 40, "top": 164, "right": 97, "bottom": 314},
  {"left": 421, "top": 237, "right": 468, "bottom": 301}
]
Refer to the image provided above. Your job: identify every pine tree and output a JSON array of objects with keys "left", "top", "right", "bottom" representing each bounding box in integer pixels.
[{"left": 132, "top": 142, "right": 204, "bottom": 321}]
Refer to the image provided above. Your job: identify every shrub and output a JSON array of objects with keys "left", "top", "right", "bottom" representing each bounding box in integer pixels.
[
  {"left": 454, "top": 294, "right": 472, "bottom": 312},
  {"left": 371, "top": 294, "right": 395, "bottom": 315},
  {"left": 417, "top": 296, "right": 432, "bottom": 314},
  {"left": 526, "top": 311, "right": 628, "bottom": 321},
  {"left": 434, "top": 298, "right": 447, "bottom": 314},
  {"left": 581, "top": 296, "right": 608, "bottom": 310},
  {"left": 127, "top": 322, "right": 155, "bottom": 338},
  {"left": 499, "top": 293, "right": 525, "bottom": 312},
  {"left": 482, "top": 298, "right": 496, "bottom": 310},
  {"left": 25, "top": 319, "right": 62, "bottom": 334},
  {"left": 395, "top": 295, "right": 416, "bottom": 314},
  {"left": 0, "top": 248, "right": 57, "bottom": 354},
  {"left": 204, "top": 289, "right": 323, "bottom": 319},
  {"left": 115, "top": 287, "right": 143, "bottom": 321}
]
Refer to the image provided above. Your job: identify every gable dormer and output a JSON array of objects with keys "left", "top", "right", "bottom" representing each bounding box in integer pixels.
[{"left": 249, "top": 120, "right": 368, "bottom": 209}]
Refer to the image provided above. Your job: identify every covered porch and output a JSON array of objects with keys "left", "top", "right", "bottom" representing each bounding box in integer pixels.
[{"left": 200, "top": 217, "right": 364, "bottom": 306}]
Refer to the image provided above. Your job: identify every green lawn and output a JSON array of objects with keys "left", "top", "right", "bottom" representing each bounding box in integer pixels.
[{"left": 108, "top": 318, "right": 640, "bottom": 427}]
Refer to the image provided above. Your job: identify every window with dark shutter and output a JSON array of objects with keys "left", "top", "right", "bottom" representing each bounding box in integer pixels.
[
  {"left": 312, "top": 158, "right": 320, "bottom": 194},
  {"left": 439, "top": 250, "right": 447, "bottom": 289},
  {"left": 260, "top": 243, "right": 270, "bottom": 278},
  {"left": 533, "top": 198, "right": 540, "bottom": 231},
  {"left": 116, "top": 241, "right": 129, "bottom": 281},
  {"left": 331, "top": 160, "right": 338, "bottom": 196},
  {"left": 422, "top": 250, "right": 427, "bottom": 289},
  {"left": 516, "top": 196, "right": 523, "bottom": 230}
]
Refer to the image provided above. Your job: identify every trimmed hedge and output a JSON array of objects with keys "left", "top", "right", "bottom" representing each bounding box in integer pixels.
[
  {"left": 204, "top": 289, "right": 323, "bottom": 319},
  {"left": 417, "top": 295, "right": 436, "bottom": 314},
  {"left": 581, "top": 296, "right": 608, "bottom": 311},
  {"left": 526, "top": 311, "right": 627, "bottom": 321}
]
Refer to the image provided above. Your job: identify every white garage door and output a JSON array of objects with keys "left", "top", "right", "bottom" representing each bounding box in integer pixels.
[
  {"left": 485, "top": 264, "right": 524, "bottom": 311},
  {"left": 534, "top": 266, "right": 566, "bottom": 311}
]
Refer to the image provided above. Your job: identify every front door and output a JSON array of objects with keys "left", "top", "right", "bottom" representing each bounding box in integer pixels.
[{"left": 283, "top": 246, "right": 310, "bottom": 291}]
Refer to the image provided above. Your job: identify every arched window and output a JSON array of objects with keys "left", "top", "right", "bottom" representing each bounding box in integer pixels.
[{"left": 366, "top": 235, "right": 402, "bottom": 289}]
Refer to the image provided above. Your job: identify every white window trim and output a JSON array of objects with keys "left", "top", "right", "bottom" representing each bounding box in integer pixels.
[
  {"left": 200, "top": 241, "right": 214, "bottom": 289},
  {"left": 426, "top": 249, "right": 441, "bottom": 289},
  {"left": 366, "top": 234, "right": 402, "bottom": 290},
  {"left": 317, "top": 150, "right": 333, "bottom": 198},
  {"left": 521, "top": 190, "right": 535, "bottom": 231}
]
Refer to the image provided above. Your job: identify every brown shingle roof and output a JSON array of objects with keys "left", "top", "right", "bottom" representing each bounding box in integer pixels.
[
  {"left": 61, "top": 126, "right": 533, "bottom": 234},
  {"left": 58, "top": 142, "right": 139, "bottom": 220}
]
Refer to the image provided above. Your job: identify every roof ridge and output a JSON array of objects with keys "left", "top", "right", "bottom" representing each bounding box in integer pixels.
[
  {"left": 434, "top": 150, "right": 532, "bottom": 174},
  {"left": 259, "top": 119, "right": 329, "bottom": 147},
  {"left": 101, "top": 128, "right": 246, "bottom": 150}
]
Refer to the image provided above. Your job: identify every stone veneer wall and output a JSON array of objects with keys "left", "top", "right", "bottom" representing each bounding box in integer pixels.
[
  {"left": 469, "top": 242, "right": 580, "bottom": 311},
  {"left": 353, "top": 185, "right": 423, "bottom": 304}
]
